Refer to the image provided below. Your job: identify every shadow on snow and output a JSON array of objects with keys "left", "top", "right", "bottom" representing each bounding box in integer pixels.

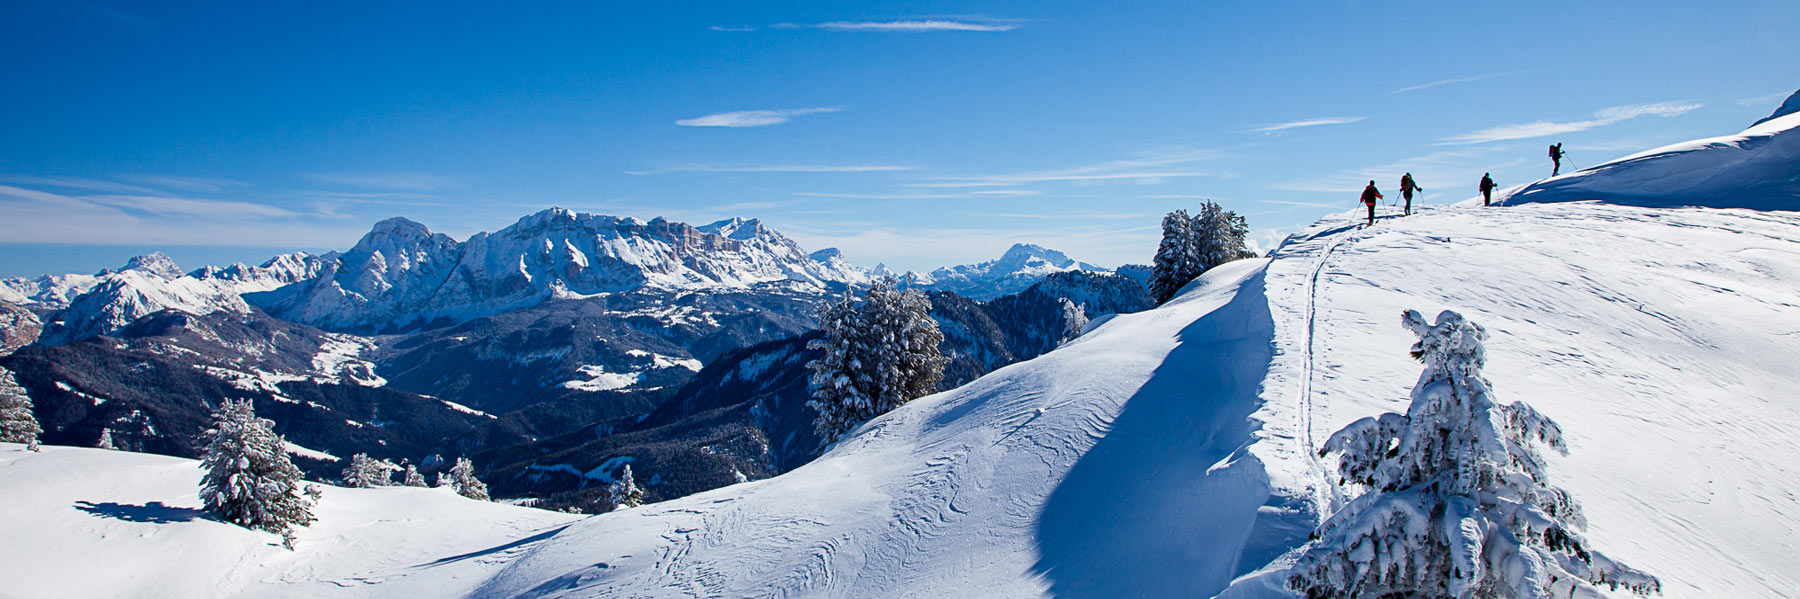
[{"left": 1031, "top": 268, "right": 1312, "bottom": 598}]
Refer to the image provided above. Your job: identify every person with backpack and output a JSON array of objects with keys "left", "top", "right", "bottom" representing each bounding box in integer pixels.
[
  {"left": 1399, "top": 173, "right": 1423, "bottom": 216},
  {"left": 1549, "top": 142, "right": 1565, "bottom": 176},
  {"left": 1360, "top": 180, "right": 1383, "bottom": 225},
  {"left": 1479, "top": 173, "right": 1497, "bottom": 206}
]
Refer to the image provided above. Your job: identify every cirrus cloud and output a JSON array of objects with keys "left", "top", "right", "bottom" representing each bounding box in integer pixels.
[{"left": 676, "top": 106, "right": 843, "bottom": 128}]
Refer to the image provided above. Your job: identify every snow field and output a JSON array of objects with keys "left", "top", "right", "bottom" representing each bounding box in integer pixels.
[{"left": 0, "top": 444, "right": 579, "bottom": 599}]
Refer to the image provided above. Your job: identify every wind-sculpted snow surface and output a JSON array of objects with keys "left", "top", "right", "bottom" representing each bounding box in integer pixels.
[{"left": 468, "top": 259, "right": 1278, "bottom": 598}]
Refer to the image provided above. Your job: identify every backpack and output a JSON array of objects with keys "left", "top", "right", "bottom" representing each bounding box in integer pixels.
[{"left": 1549, "top": 144, "right": 1560, "bottom": 158}]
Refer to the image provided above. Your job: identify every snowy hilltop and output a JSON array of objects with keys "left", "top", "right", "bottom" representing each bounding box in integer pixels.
[
  {"left": 1500, "top": 106, "right": 1800, "bottom": 210},
  {"left": 4, "top": 111, "right": 1797, "bottom": 597},
  {"left": 914, "top": 243, "right": 1108, "bottom": 300}
]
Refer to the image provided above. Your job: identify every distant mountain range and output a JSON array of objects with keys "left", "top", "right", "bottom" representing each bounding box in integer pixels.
[{"left": 0, "top": 208, "right": 1146, "bottom": 510}]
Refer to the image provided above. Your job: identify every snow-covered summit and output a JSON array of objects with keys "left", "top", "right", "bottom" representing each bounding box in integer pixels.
[
  {"left": 918, "top": 242, "right": 1108, "bottom": 300},
  {"left": 1501, "top": 107, "right": 1800, "bottom": 210},
  {"left": 113, "top": 252, "right": 185, "bottom": 279},
  {"left": 250, "top": 208, "right": 869, "bottom": 332}
]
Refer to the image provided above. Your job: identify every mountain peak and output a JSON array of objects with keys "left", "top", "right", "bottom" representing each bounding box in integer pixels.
[
  {"left": 998, "top": 243, "right": 1074, "bottom": 268},
  {"left": 809, "top": 248, "right": 844, "bottom": 262},
  {"left": 699, "top": 217, "right": 769, "bottom": 241},
  {"left": 370, "top": 216, "right": 428, "bottom": 234},
  {"left": 119, "top": 252, "right": 183, "bottom": 279}
]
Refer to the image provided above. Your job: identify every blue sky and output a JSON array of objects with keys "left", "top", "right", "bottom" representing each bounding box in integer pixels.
[{"left": 1, "top": 0, "right": 1795, "bottom": 277}]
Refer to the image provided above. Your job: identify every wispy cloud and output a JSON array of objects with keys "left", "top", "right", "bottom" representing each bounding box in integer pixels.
[
  {"left": 709, "top": 25, "right": 755, "bottom": 32},
  {"left": 0, "top": 183, "right": 356, "bottom": 247},
  {"left": 1439, "top": 101, "right": 1703, "bottom": 145},
  {"left": 1738, "top": 91, "right": 1793, "bottom": 107},
  {"left": 1391, "top": 70, "right": 1535, "bottom": 94},
  {"left": 921, "top": 148, "right": 1223, "bottom": 188},
  {"left": 775, "top": 19, "right": 1017, "bottom": 33},
  {"left": 120, "top": 175, "right": 250, "bottom": 192},
  {"left": 306, "top": 171, "right": 465, "bottom": 191},
  {"left": 1248, "top": 116, "right": 1366, "bottom": 134},
  {"left": 627, "top": 163, "right": 912, "bottom": 175},
  {"left": 675, "top": 106, "right": 842, "bottom": 127}
]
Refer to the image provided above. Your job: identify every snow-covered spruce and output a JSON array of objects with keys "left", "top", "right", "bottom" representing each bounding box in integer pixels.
[
  {"left": 807, "top": 278, "right": 948, "bottom": 435},
  {"left": 197, "top": 399, "right": 315, "bottom": 544},
  {"left": 402, "top": 463, "right": 428, "bottom": 487},
  {"left": 439, "top": 457, "right": 490, "bottom": 501},
  {"left": 1287, "top": 310, "right": 1659, "bottom": 599},
  {"left": 806, "top": 276, "right": 949, "bottom": 446},
  {"left": 1058, "top": 297, "right": 1088, "bottom": 344},
  {"left": 609, "top": 464, "right": 645, "bottom": 510},
  {"left": 341, "top": 453, "right": 395, "bottom": 488},
  {"left": 1148, "top": 201, "right": 1255, "bottom": 305},
  {"left": 97, "top": 428, "right": 116, "bottom": 449},
  {"left": 0, "top": 366, "right": 41, "bottom": 451}
]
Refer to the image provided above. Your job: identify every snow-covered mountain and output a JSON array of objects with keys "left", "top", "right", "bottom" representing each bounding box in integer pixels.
[
  {"left": 251, "top": 209, "right": 867, "bottom": 333},
  {"left": 915, "top": 243, "right": 1107, "bottom": 300},
  {"left": 4, "top": 251, "right": 330, "bottom": 345}
]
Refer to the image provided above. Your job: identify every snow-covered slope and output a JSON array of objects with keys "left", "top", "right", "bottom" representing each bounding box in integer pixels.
[
  {"left": 253, "top": 209, "right": 865, "bottom": 332},
  {"left": 6, "top": 201, "right": 1797, "bottom": 597},
  {"left": 1501, "top": 111, "right": 1800, "bottom": 210},
  {"left": 917, "top": 243, "right": 1108, "bottom": 300},
  {"left": 456, "top": 202, "right": 1798, "bottom": 599},
  {"left": 0, "top": 444, "right": 579, "bottom": 599}
]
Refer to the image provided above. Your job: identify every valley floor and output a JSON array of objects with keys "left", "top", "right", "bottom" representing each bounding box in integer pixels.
[{"left": 3, "top": 202, "right": 1798, "bottom": 598}]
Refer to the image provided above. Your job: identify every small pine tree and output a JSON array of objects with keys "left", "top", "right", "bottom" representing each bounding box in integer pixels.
[
  {"left": 444, "top": 457, "right": 489, "bottom": 500},
  {"left": 1287, "top": 310, "right": 1659, "bottom": 599},
  {"left": 0, "top": 367, "right": 41, "bottom": 451},
  {"left": 198, "top": 399, "right": 315, "bottom": 542},
  {"left": 609, "top": 464, "right": 646, "bottom": 510},
  {"left": 401, "top": 463, "right": 428, "bottom": 487},
  {"left": 341, "top": 453, "right": 394, "bottom": 488},
  {"left": 97, "top": 428, "right": 116, "bottom": 450},
  {"left": 806, "top": 277, "right": 949, "bottom": 445}
]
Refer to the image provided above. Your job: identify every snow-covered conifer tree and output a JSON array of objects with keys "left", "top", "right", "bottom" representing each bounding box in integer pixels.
[
  {"left": 198, "top": 399, "right": 315, "bottom": 541},
  {"left": 1148, "top": 209, "right": 1197, "bottom": 304},
  {"left": 0, "top": 367, "right": 41, "bottom": 451},
  {"left": 444, "top": 457, "right": 490, "bottom": 500},
  {"left": 401, "top": 463, "right": 427, "bottom": 487},
  {"left": 1191, "top": 200, "right": 1256, "bottom": 268},
  {"left": 806, "top": 277, "right": 948, "bottom": 445},
  {"left": 97, "top": 428, "right": 116, "bottom": 450},
  {"left": 609, "top": 464, "right": 645, "bottom": 510},
  {"left": 1149, "top": 203, "right": 1256, "bottom": 305},
  {"left": 1059, "top": 297, "right": 1088, "bottom": 343},
  {"left": 1287, "top": 310, "right": 1659, "bottom": 599},
  {"left": 341, "top": 453, "right": 394, "bottom": 487}
]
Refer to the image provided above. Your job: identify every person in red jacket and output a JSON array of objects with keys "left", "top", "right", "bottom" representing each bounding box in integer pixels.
[
  {"left": 1360, "top": 180, "right": 1383, "bottom": 225},
  {"left": 1479, "top": 173, "right": 1497, "bottom": 206},
  {"left": 1399, "top": 173, "right": 1422, "bottom": 216}
]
